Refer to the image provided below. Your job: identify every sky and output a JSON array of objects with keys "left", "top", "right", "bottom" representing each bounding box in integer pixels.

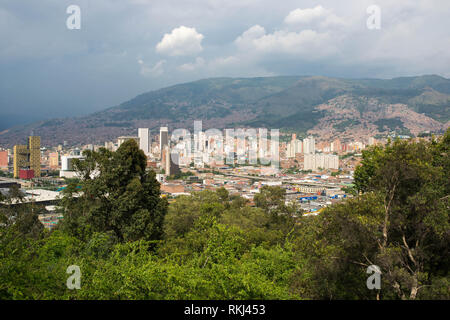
[{"left": 0, "top": 0, "right": 449, "bottom": 127}]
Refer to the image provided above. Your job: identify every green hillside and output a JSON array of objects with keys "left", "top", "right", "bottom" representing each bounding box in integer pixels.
[
  {"left": 98, "top": 74, "right": 450, "bottom": 129},
  {"left": 0, "top": 75, "right": 449, "bottom": 147}
]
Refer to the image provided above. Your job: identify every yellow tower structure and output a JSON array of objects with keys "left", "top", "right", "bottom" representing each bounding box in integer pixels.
[
  {"left": 29, "top": 136, "right": 41, "bottom": 177},
  {"left": 13, "top": 145, "right": 28, "bottom": 178},
  {"left": 13, "top": 136, "right": 41, "bottom": 178}
]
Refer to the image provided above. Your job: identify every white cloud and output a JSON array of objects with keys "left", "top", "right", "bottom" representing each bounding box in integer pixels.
[
  {"left": 177, "top": 54, "right": 269, "bottom": 78},
  {"left": 284, "top": 6, "right": 327, "bottom": 24},
  {"left": 233, "top": 6, "right": 352, "bottom": 59},
  {"left": 238, "top": 25, "right": 266, "bottom": 40},
  {"left": 179, "top": 57, "right": 205, "bottom": 71},
  {"left": 210, "top": 55, "right": 240, "bottom": 68},
  {"left": 178, "top": 56, "right": 240, "bottom": 73},
  {"left": 235, "top": 25, "right": 333, "bottom": 57},
  {"left": 156, "top": 26, "right": 204, "bottom": 56},
  {"left": 284, "top": 6, "right": 345, "bottom": 28},
  {"left": 139, "top": 59, "right": 166, "bottom": 77}
]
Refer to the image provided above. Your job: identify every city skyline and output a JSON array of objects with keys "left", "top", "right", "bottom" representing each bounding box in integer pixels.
[{"left": 2, "top": 124, "right": 387, "bottom": 181}]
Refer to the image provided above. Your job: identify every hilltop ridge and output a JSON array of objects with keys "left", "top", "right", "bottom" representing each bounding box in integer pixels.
[{"left": 1, "top": 75, "right": 449, "bottom": 147}]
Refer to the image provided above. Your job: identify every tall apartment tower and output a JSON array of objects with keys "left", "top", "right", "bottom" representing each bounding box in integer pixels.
[
  {"left": 304, "top": 153, "right": 339, "bottom": 171},
  {"left": 160, "top": 127, "right": 169, "bottom": 153},
  {"left": 163, "top": 146, "right": 180, "bottom": 176},
  {"left": 287, "top": 138, "right": 302, "bottom": 158},
  {"left": 13, "top": 136, "right": 41, "bottom": 178},
  {"left": 303, "top": 136, "right": 315, "bottom": 154},
  {"left": 0, "top": 150, "right": 8, "bottom": 169},
  {"left": 138, "top": 128, "right": 150, "bottom": 154},
  {"left": 331, "top": 139, "right": 342, "bottom": 153},
  {"left": 49, "top": 152, "right": 59, "bottom": 170}
]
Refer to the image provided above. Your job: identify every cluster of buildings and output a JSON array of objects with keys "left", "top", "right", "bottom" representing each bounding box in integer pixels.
[
  {"left": 1, "top": 128, "right": 381, "bottom": 184},
  {"left": 155, "top": 165, "right": 354, "bottom": 215},
  {"left": 104, "top": 126, "right": 280, "bottom": 172},
  {"left": 286, "top": 134, "right": 375, "bottom": 157},
  {"left": 0, "top": 127, "right": 387, "bottom": 228},
  {"left": 0, "top": 128, "right": 384, "bottom": 186},
  {"left": 303, "top": 153, "right": 339, "bottom": 171},
  {"left": 0, "top": 128, "right": 382, "bottom": 190},
  {"left": 286, "top": 134, "right": 339, "bottom": 170},
  {"left": 282, "top": 133, "right": 381, "bottom": 171}
]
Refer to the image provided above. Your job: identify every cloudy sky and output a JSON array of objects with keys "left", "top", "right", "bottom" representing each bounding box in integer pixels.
[{"left": 1, "top": 0, "right": 449, "bottom": 126}]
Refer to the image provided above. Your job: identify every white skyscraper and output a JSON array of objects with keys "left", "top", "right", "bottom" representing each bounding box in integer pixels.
[
  {"left": 303, "top": 136, "right": 315, "bottom": 154},
  {"left": 138, "top": 128, "right": 150, "bottom": 154},
  {"left": 287, "top": 139, "right": 302, "bottom": 158},
  {"left": 304, "top": 153, "right": 339, "bottom": 171}
]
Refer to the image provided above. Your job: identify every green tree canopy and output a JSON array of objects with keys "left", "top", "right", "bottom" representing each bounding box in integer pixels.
[
  {"left": 294, "top": 131, "right": 450, "bottom": 300},
  {"left": 60, "top": 139, "right": 168, "bottom": 243}
]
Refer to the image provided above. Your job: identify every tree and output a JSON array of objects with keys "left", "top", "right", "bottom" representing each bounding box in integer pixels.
[
  {"left": 254, "top": 186, "right": 286, "bottom": 214},
  {"left": 216, "top": 187, "right": 229, "bottom": 203},
  {"left": 60, "top": 139, "right": 168, "bottom": 243},
  {"left": 0, "top": 185, "right": 44, "bottom": 240},
  {"left": 163, "top": 190, "right": 225, "bottom": 239},
  {"left": 334, "top": 132, "right": 450, "bottom": 299},
  {"left": 290, "top": 132, "right": 449, "bottom": 300},
  {"left": 253, "top": 186, "right": 300, "bottom": 244},
  {"left": 292, "top": 194, "right": 387, "bottom": 299},
  {"left": 0, "top": 187, "right": 48, "bottom": 299}
]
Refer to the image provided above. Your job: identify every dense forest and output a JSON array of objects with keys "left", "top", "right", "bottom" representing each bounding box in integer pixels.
[{"left": 0, "top": 130, "right": 449, "bottom": 300}]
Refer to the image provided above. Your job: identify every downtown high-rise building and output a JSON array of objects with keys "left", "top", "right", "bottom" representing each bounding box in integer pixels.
[
  {"left": 331, "top": 139, "right": 342, "bottom": 153},
  {"left": 160, "top": 127, "right": 169, "bottom": 154},
  {"left": 287, "top": 134, "right": 303, "bottom": 158},
  {"left": 138, "top": 128, "right": 150, "bottom": 154},
  {"left": 13, "top": 136, "right": 41, "bottom": 178},
  {"left": 303, "top": 136, "right": 315, "bottom": 154},
  {"left": 49, "top": 152, "right": 59, "bottom": 170},
  {"left": 0, "top": 150, "right": 8, "bottom": 169},
  {"left": 303, "top": 153, "right": 339, "bottom": 171},
  {"left": 162, "top": 146, "right": 180, "bottom": 176}
]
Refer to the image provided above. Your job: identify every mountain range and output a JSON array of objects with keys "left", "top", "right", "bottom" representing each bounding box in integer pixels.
[{"left": 1, "top": 75, "right": 449, "bottom": 147}]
